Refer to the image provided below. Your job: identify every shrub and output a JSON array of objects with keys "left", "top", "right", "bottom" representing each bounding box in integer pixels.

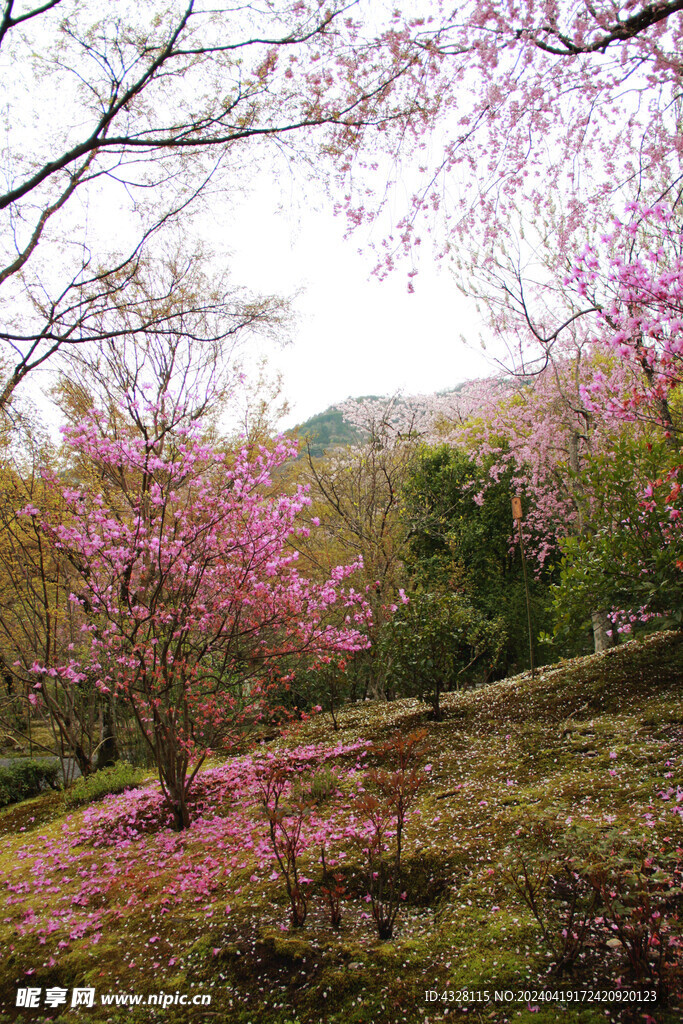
[
  {"left": 63, "top": 761, "right": 145, "bottom": 809},
  {"left": 0, "top": 759, "right": 61, "bottom": 807},
  {"left": 500, "top": 820, "right": 599, "bottom": 976},
  {"left": 258, "top": 760, "right": 311, "bottom": 929},
  {"left": 553, "top": 435, "right": 683, "bottom": 639},
  {"left": 320, "top": 845, "right": 345, "bottom": 930},
  {"left": 292, "top": 765, "right": 338, "bottom": 805},
  {"left": 380, "top": 591, "right": 507, "bottom": 718},
  {"left": 501, "top": 820, "right": 683, "bottom": 998},
  {"left": 353, "top": 729, "right": 428, "bottom": 940},
  {"left": 578, "top": 831, "right": 683, "bottom": 1003}
]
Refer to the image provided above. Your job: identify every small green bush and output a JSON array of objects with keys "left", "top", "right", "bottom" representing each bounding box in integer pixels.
[
  {"left": 63, "top": 761, "right": 144, "bottom": 808},
  {"left": 292, "top": 765, "right": 338, "bottom": 804},
  {"left": 381, "top": 590, "right": 507, "bottom": 718},
  {"left": 0, "top": 759, "right": 61, "bottom": 807}
]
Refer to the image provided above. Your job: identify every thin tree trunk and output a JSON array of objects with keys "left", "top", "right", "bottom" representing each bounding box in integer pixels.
[
  {"left": 591, "top": 610, "right": 616, "bottom": 653},
  {"left": 95, "top": 696, "right": 118, "bottom": 770}
]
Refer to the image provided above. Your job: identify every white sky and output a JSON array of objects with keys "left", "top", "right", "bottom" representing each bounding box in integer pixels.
[
  {"left": 29, "top": 164, "right": 493, "bottom": 436},
  {"left": 225, "top": 180, "right": 492, "bottom": 429},
  {"left": 7, "top": 0, "right": 496, "bottom": 436}
]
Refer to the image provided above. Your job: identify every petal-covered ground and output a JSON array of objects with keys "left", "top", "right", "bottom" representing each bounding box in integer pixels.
[{"left": 0, "top": 631, "right": 682, "bottom": 1024}]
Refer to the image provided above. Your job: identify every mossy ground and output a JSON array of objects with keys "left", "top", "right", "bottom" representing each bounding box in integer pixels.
[{"left": 0, "top": 631, "right": 681, "bottom": 1024}]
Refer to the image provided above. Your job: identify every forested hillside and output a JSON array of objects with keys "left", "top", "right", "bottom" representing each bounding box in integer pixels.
[{"left": 294, "top": 406, "right": 365, "bottom": 458}]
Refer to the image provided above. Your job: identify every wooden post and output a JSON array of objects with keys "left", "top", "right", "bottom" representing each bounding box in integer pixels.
[{"left": 512, "top": 495, "right": 535, "bottom": 681}]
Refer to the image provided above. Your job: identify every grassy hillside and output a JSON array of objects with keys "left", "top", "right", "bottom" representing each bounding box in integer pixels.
[{"left": 1, "top": 631, "right": 681, "bottom": 1024}]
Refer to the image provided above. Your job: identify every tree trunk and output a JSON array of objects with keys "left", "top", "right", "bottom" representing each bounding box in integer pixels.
[
  {"left": 72, "top": 741, "right": 93, "bottom": 778},
  {"left": 95, "top": 697, "right": 118, "bottom": 770},
  {"left": 591, "top": 610, "right": 617, "bottom": 653},
  {"left": 329, "top": 683, "right": 339, "bottom": 731},
  {"left": 431, "top": 679, "right": 443, "bottom": 721},
  {"left": 367, "top": 673, "right": 386, "bottom": 701},
  {"left": 170, "top": 791, "right": 190, "bottom": 831}
]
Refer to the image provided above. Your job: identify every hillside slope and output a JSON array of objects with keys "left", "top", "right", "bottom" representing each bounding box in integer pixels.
[{"left": 0, "top": 631, "right": 681, "bottom": 1024}]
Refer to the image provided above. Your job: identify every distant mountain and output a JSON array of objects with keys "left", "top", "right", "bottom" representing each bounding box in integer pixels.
[
  {"left": 291, "top": 403, "right": 367, "bottom": 457},
  {"left": 290, "top": 381, "right": 491, "bottom": 456}
]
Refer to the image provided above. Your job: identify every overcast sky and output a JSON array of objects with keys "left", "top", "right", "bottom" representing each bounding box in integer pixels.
[
  {"left": 225, "top": 174, "right": 493, "bottom": 429},
  {"left": 5, "top": 0, "right": 496, "bottom": 437},
  {"left": 29, "top": 162, "right": 493, "bottom": 437}
]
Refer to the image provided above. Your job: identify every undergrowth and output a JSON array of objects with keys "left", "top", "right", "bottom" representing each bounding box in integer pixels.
[{"left": 62, "top": 762, "right": 145, "bottom": 809}]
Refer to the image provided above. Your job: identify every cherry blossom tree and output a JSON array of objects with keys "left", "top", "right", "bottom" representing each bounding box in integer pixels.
[
  {"left": 29, "top": 416, "right": 370, "bottom": 829},
  {"left": 335, "top": 384, "right": 505, "bottom": 443},
  {"left": 343, "top": 1, "right": 683, "bottom": 279},
  {"left": 570, "top": 202, "right": 683, "bottom": 446}
]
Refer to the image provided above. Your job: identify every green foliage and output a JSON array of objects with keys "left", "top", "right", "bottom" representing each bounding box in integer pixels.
[
  {"left": 405, "top": 445, "right": 506, "bottom": 578},
  {"left": 279, "top": 660, "right": 351, "bottom": 725},
  {"left": 381, "top": 590, "right": 507, "bottom": 716},
  {"left": 307, "top": 766, "right": 338, "bottom": 802},
  {"left": 62, "top": 761, "right": 144, "bottom": 809},
  {"left": 292, "top": 765, "right": 339, "bottom": 804},
  {"left": 295, "top": 407, "right": 364, "bottom": 457},
  {"left": 0, "top": 758, "right": 60, "bottom": 806},
  {"left": 553, "top": 433, "right": 683, "bottom": 640},
  {"left": 403, "top": 444, "right": 557, "bottom": 673},
  {"left": 501, "top": 818, "right": 683, "bottom": 1000}
]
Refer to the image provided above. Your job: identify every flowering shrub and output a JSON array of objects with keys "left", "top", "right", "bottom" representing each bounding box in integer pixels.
[
  {"left": 578, "top": 832, "right": 683, "bottom": 1003},
  {"left": 500, "top": 820, "right": 600, "bottom": 976},
  {"left": 28, "top": 415, "right": 370, "bottom": 829},
  {"left": 258, "top": 760, "right": 312, "bottom": 928},
  {"left": 502, "top": 819, "right": 683, "bottom": 999}
]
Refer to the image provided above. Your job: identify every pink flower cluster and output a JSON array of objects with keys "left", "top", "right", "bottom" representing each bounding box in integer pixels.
[{"left": 23, "top": 415, "right": 374, "bottom": 823}]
